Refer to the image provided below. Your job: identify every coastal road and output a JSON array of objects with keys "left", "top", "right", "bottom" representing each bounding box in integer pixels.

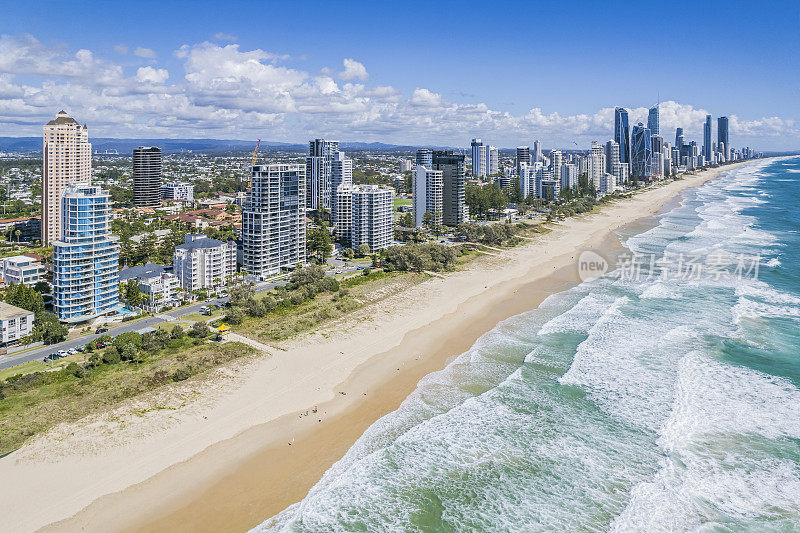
[{"left": 0, "top": 261, "right": 365, "bottom": 372}]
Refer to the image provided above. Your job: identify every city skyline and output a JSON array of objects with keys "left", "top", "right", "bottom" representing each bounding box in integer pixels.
[{"left": 0, "top": 1, "right": 798, "bottom": 149}]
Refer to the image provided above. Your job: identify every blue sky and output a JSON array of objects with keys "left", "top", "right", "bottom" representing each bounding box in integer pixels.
[{"left": 1, "top": 0, "right": 798, "bottom": 149}]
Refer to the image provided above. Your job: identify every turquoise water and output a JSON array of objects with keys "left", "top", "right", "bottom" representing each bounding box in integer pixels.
[{"left": 256, "top": 158, "right": 800, "bottom": 532}]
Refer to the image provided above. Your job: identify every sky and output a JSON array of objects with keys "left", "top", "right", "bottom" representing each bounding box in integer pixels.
[{"left": 0, "top": 0, "right": 798, "bottom": 150}]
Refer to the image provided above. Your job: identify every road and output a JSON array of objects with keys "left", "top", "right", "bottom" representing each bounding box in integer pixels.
[{"left": 0, "top": 261, "right": 366, "bottom": 372}]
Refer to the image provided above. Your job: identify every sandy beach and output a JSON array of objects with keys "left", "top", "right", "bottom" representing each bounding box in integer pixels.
[{"left": 0, "top": 162, "right": 753, "bottom": 533}]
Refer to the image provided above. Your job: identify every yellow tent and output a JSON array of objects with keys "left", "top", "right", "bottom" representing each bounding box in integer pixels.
[{"left": 216, "top": 324, "right": 231, "bottom": 336}]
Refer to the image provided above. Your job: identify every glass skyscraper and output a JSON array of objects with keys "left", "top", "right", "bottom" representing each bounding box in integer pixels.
[
  {"left": 703, "top": 115, "right": 713, "bottom": 161},
  {"left": 647, "top": 104, "right": 660, "bottom": 136},
  {"left": 718, "top": 116, "right": 730, "bottom": 160},
  {"left": 614, "top": 107, "right": 631, "bottom": 164},
  {"left": 53, "top": 184, "right": 119, "bottom": 322},
  {"left": 631, "top": 123, "right": 653, "bottom": 179}
]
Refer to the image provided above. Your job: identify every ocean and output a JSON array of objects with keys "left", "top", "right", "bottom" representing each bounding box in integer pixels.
[{"left": 256, "top": 158, "right": 800, "bottom": 532}]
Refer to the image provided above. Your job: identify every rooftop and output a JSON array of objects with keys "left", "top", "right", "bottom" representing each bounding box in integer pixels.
[
  {"left": 0, "top": 301, "right": 34, "bottom": 321},
  {"left": 175, "top": 237, "right": 228, "bottom": 251},
  {"left": 119, "top": 262, "right": 168, "bottom": 282}
]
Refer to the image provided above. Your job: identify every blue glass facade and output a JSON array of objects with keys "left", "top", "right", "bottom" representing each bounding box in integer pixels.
[
  {"left": 614, "top": 107, "right": 630, "bottom": 164},
  {"left": 53, "top": 185, "right": 119, "bottom": 322},
  {"left": 631, "top": 123, "right": 653, "bottom": 179}
]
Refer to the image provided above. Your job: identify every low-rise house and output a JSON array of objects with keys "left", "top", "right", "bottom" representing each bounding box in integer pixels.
[
  {"left": 119, "top": 262, "right": 181, "bottom": 311},
  {"left": 173, "top": 234, "right": 236, "bottom": 293},
  {"left": 0, "top": 301, "right": 35, "bottom": 346},
  {"left": 0, "top": 255, "right": 45, "bottom": 287}
]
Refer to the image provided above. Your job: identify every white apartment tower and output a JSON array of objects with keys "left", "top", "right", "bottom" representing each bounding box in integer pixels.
[
  {"left": 331, "top": 151, "right": 353, "bottom": 224},
  {"left": 587, "top": 141, "right": 606, "bottom": 191},
  {"left": 173, "top": 234, "right": 237, "bottom": 292},
  {"left": 306, "top": 139, "right": 339, "bottom": 211},
  {"left": 471, "top": 139, "right": 487, "bottom": 178},
  {"left": 550, "top": 150, "right": 563, "bottom": 183},
  {"left": 488, "top": 146, "right": 499, "bottom": 175},
  {"left": 42, "top": 111, "right": 91, "bottom": 244},
  {"left": 335, "top": 184, "right": 393, "bottom": 252},
  {"left": 53, "top": 184, "right": 119, "bottom": 322},
  {"left": 560, "top": 164, "right": 578, "bottom": 190},
  {"left": 413, "top": 166, "right": 443, "bottom": 228},
  {"left": 242, "top": 164, "right": 307, "bottom": 279}
]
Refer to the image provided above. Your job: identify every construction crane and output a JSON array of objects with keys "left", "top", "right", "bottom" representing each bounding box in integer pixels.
[{"left": 247, "top": 139, "right": 261, "bottom": 188}]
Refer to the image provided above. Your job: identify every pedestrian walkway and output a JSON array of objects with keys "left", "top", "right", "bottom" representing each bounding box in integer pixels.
[{"left": 226, "top": 332, "right": 276, "bottom": 356}]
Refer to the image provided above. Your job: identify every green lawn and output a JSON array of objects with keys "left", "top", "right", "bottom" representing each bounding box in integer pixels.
[{"left": 393, "top": 197, "right": 412, "bottom": 209}]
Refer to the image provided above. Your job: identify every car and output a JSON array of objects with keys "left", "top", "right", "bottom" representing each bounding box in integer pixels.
[
  {"left": 96, "top": 327, "right": 109, "bottom": 333},
  {"left": 67, "top": 348, "right": 78, "bottom": 355}
]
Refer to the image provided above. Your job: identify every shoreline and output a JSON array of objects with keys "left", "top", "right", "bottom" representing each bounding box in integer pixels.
[{"left": 0, "top": 162, "right": 754, "bottom": 533}]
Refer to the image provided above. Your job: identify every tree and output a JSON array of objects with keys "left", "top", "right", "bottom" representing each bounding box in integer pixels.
[
  {"left": 122, "top": 279, "right": 143, "bottom": 307},
  {"left": 33, "top": 281, "right": 50, "bottom": 294},
  {"left": 290, "top": 264, "right": 325, "bottom": 286},
  {"left": 32, "top": 312, "right": 67, "bottom": 344},
  {"left": 225, "top": 307, "right": 244, "bottom": 325},
  {"left": 191, "top": 321, "right": 209, "bottom": 338},
  {"left": 170, "top": 324, "right": 185, "bottom": 339},
  {"left": 307, "top": 226, "right": 333, "bottom": 263},
  {"left": 357, "top": 244, "right": 371, "bottom": 257},
  {"left": 4, "top": 283, "right": 45, "bottom": 314},
  {"left": 113, "top": 331, "right": 143, "bottom": 352},
  {"left": 398, "top": 212, "right": 414, "bottom": 227}
]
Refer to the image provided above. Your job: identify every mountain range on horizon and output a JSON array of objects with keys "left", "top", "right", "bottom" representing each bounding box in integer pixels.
[{"left": 0, "top": 137, "right": 451, "bottom": 154}]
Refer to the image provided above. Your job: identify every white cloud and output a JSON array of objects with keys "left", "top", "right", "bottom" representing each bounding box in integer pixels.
[
  {"left": 135, "top": 66, "right": 169, "bottom": 84},
  {"left": 133, "top": 47, "right": 157, "bottom": 58},
  {"left": 339, "top": 58, "right": 368, "bottom": 81},
  {"left": 113, "top": 44, "right": 129, "bottom": 55},
  {"left": 0, "top": 33, "right": 795, "bottom": 148},
  {"left": 213, "top": 32, "right": 237, "bottom": 42}
]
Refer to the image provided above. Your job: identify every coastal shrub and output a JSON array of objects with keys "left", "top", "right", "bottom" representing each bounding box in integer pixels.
[
  {"left": 113, "top": 331, "right": 142, "bottom": 352},
  {"left": 289, "top": 293, "right": 305, "bottom": 306},
  {"left": 362, "top": 267, "right": 372, "bottom": 276},
  {"left": 225, "top": 307, "right": 244, "bottom": 325},
  {"left": 172, "top": 367, "right": 191, "bottom": 382},
  {"left": 170, "top": 324, "right": 184, "bottom": 339},
  {"left": 290, "top": 264, "right": 325, "bottom": 288},
  {"left": 318, "top": 277, "right": 339, "bottom": 293},
  {"left": 190, "top": 321, "right": 209, "bottom": 338},
  {"left": 382, "top": 243, "right": 457, "bottom": 273},
  {"left": 121, "top": 343, "right": 138, "bottom": 362},
  {"left": 64, "top": 362, "right": 84, "bottom": 379},
  {"left": 102, "top": 349, "right": 121, "bottom": 365}
]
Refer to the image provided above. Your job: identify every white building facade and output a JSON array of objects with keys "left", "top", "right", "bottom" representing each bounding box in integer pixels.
[
  {"left": 413, "top": 166, "right": 443, "bottom": 228},
  {"left": 336, "top": 184, "right": 393, "bottom": 252},
  {"left": 173, "top": 234, "right": 237, "bottom": 292},
  {"left": 0, "top": 302, "right": 34, "bottom": 346},
  {"left": 160, "top": 181, "right": 194, "bottom": 202},
  {"left": 241, "top": 164, "right": 306, "bottom": 280},
  {"left": 52, "top": 184, "right": 119, "bottom": 323},
  {"left": 0, "top": 255, "right": 44, "bottom": 287}
]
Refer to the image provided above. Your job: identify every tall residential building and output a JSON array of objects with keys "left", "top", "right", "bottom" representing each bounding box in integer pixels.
[
  {"left": 174, "top": 234, "right": 236, "bottom": 291},
  {"left": 604, "top": 140, "right": 620, "bottom": 174},
  {"left": 413, "top": 166, "right": 443, "bottom": 228},
  {"left": 415, "top": 149, "right": 433, "bottom": 168},
  {"left": 119, "top": 263, "right": 180, "bottom": 312},
  {"left": 519, "top": 163, "right": 536, "bottom": 199},
  {"left": 703, "top": 114, "right": 713, "bottom": 162},
  {"left": 718, "top": 116, "right": 730, "bottom": 161},
  {"left": 306, "top": 139, "right": 339, "bottom": 211},
  {"left": 331, "top": 151, "right": 353, "bottom": 224},
  {"left": 488, "top": 146, "right": 499, "bottom": 175},
  {"left": 42, "top": 111, "right": 91, "bottom": 244},
  {"left": 133, "top": 146, "right": 162, "bottom": 207},
  {"left": 471, "top": 138, "right": 487, "bottom": 178},
  {"left": 675, "top": 127, "right": 685, "bottom": 150},
  {"left": 560, "top": 164, "right": 578, "bottom": 191},
  {"left": 242, "top": 164, "right": 306, "bottom": 279},
  {"left": 550, "top": 150, "right": 563, "bottom": 183},
  {"left": 52, "top": 184, "right": 119, "bottom": 323},
  {"left": 516, "top": 146, "right": 531, "bottom": 172},
  {"left": 614, "top": 107, "right": 631, "bottom": 164},
  {"left": 399, "top": 159, "right": 413, "bottom": 172},
  {"left": 431, "top": 151, "right": 466, "bottom": 227},
  {"left": 587, "top": 142, "right": 606, "bottom": 191},
  {"left": 335, "top": 184, "right": 393, "bottom": 252},
  {"left": 631, "top": 123, "right": 653, "bottom": 179},
  {"left": 647, "top": 104, "right": 660, "bottom": 136},
  {"left": 533, "top": 140, "right": 542, "bottom": 163}
]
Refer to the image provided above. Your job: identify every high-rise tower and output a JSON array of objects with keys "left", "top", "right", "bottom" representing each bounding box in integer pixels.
[
  {"left": 42, "top": 111, "right": 91, "bottom": 244},
  {"left": 614, "top": 107, "right": 631, "bottom": 164},
  {"left": 133, "top": 146, "right": 162, "bottom": 207}
]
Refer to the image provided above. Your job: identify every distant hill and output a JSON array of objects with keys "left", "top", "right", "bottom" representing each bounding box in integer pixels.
[{"left": 0, "top": 137, "right": 449, "bottom": 154}]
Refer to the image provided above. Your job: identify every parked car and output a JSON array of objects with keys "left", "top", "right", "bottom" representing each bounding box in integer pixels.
[
  {"left": 67, "top": 348, "right": 78, "bottom": 355},
  {"left": 96, "top": 327, "right": 109, "bottom": 333}
]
